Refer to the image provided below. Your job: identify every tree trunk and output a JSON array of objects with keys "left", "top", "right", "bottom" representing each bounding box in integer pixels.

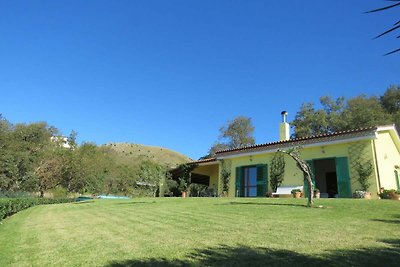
[{"left": 278, "top": 149, "right": 314, "bottom": 207}]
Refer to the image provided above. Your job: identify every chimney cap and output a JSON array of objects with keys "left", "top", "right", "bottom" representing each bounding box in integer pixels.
[{"left": 281, "top": 111, "right": 288, "bottom": 123}]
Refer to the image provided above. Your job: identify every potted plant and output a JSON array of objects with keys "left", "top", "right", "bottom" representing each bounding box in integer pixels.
[
  {"left": 389, "top": 189, "right": 400, "bottom": 200},
  {"left": 353, "top": 190, "right": 370, "bottom": 199},
  {"left": 313, "top": 188, "right": 320, "bottom": 199},
  {"left": 291, "top": 188, "right": 302, "bottom": 198},
  {"left": 378, "top": 189, "right": 399, "bottom": 200}
]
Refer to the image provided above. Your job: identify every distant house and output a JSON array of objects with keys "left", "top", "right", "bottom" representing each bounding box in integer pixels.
[
  {"left": 50, "top": 136, "right": 72, "bottom": 149},
  {"left": 179, "top": 114, "right": 400, "bottom": 199}
]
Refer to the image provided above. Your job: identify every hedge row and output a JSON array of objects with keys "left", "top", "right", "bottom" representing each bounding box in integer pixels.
[{"left": 0, "top": 198, "right": 75, "bottom": 222}]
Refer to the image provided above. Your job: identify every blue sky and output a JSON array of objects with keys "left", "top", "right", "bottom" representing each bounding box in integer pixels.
[{"left": 0, "top": 0, "right": 399, "bottom": 159}]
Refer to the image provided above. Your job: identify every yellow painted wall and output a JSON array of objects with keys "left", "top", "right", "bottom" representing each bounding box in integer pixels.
[
  {"left": 192, "top": 163, "right": 220, "bottom": 192},
  {"left": 190, "top": 133, "right": 400, "bottom": 198},
  {"left": 227, "top": 140, "right": 378, "bottom": 198},
  {"left": 347, "top": 140, "right": 378, "bottom": 195},
  {"left": 374, "top": 131, "right": 400, "bottom": 190}
]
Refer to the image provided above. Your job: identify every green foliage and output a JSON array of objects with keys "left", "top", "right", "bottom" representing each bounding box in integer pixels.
[
  {"left": 0, "top": 197, "right": 74, "bottom": 222},
  {"left": 175, "top": 163, "right": 197, "bottom": 193},
  {"left": 269, "top": 153, "right": 285, "bottom": 193},
  {"left": 220, "top": 159, "right": 231, "bottom": 194},
  {"left": 292, "top": 86, "right": 400, "bottom": 138},
  {"left": 0, "top": 115, "right": 189, "bottom": 198},
  {"left": 220, "top": 116, "right": 255, "bottom": 149},
  {"left": 188, "top": 184, "right": 215, "bottom": 197},
  {"left": 137, "top": 160, "right": 168, "bottom": 197},
  {"left": 291, "top": 188, "right": 301, "bottom": 194},
  {"left": 379, "top": 189, "right": 399, "bottom": 199},
  {"left": 355, "top": 161, "right": 373, "bottom": 192},
  {"left": 207, "top": 116, "right": 255, "bottom": 158}
]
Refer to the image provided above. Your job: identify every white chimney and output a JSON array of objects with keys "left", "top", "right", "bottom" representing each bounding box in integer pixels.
[{"left": 279, "top": 111, "right": 290, "bottom": 141}]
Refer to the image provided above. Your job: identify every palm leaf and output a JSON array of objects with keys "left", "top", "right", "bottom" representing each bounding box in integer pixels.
[
  {"left": 374, "top": 24, "right": 400, "bottom": 38},
  {"left": 384, "top": 47, "right": 400, "bottom": 55},
  {"left": 365, "top": 1, "right": 400, "bottom": 13}
]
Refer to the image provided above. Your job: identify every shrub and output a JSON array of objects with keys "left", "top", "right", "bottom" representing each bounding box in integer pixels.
[
  {"left": 0, "top": 197, "right": 74, "bottom": 222},
  {"left": 270, "top": 153, "right": 285, "bottom": 193},
  {"left": 355, "top": 161, "right": 373, "bottom": 191}
]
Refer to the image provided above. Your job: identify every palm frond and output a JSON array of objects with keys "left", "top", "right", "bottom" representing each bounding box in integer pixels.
[
  {"left": 384, "top": 47, "right": 400, "bottom": 55},
  {"left": 374, "top": 24, "right": 400, "bottom": 38},
  {"left": 365, "top": 2, "right": 400, "bottom": 13}
]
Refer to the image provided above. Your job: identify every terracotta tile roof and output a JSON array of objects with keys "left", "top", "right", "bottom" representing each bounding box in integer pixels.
[
  {"left": 215, "top": 126, "right": 379, "bottom": 156},
  {"left": 188, "top": 157, "right": 217, "bottom": 165}
]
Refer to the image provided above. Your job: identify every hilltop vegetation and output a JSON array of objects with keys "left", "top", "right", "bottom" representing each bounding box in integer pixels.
[
  {"left": 106, "top": 143, "right": 190, "bottom": 168},
  {"left": 0, "top": 115, "right": 190, "bottom": 197}
]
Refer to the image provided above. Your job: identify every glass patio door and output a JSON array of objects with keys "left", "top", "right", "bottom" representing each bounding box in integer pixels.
[{"left": 243, "top": 167, "right": 257, "bottom": 197}]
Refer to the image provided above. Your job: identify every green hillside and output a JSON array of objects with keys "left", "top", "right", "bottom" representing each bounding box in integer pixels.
[{"left": 104, "top": 143, "right": 191, "bottom": 168}]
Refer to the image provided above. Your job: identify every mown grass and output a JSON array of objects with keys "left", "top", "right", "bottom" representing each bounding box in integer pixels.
[{"left": 0, "top": 198, "right": 399, "bottom": 266}]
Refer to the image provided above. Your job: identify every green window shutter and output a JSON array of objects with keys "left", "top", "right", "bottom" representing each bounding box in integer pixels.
[
  {"left": 395, "top": 171, "right": 400, "bottom": 190},
  {"left": 256, "top": 164, "right": 268, "bottom": 197},
  {"left": 335, "top": 157, "right": 352, "bottom": 198},
  {"left": 235, "top": 167, "right": 243, "bottom": 197},
  {"left": 304, "top": 160, "right": 315, "bottom": 197}
]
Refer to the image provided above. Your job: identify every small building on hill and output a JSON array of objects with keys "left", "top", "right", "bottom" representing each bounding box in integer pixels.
[{"left": 177, "top": 114, "right": 400, "bottom": 199}]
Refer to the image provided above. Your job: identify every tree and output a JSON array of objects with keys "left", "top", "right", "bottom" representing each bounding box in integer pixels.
[
  {"left": 381, "top": 85, "right": 400, "bottom": 113},
  {"left": 138, "top": 161, "right": 168, "bottom": 197},
  {"left": 291, "top": 102, "right": 329, "bottom": 138},
  {"left": 291, "top": 89, "right": 399, "bottom": 138},
  {"left": 380, "top": 85, "right": 400, "bottom": 128},
  {"left": 35, "top": 155, "right": 63, "bottom": 197},
  {"left": 220, "top": 116, "right": 255, "bottom": 149},
  {"left": 278, "top": 148, "right": 314, "bottom": 207},
  {"left": 269, "top": 153, "right": 285, "bottom": 193},
  {"left": 208, "top": 143, "right": 230, "bottom": 158},
  {"left": 205, "top": 116, "right": 255, "bottom": 158},
  {"left": 340, "top": 95, "right": 391, "bottom": 130},
  {"left": 366, "top": 1, "right": 400, "bottom": 55}
]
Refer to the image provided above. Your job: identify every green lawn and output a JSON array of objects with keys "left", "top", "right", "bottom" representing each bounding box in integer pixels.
[{"left": 0, "top": 198, "right": 399, "bottom": 267}]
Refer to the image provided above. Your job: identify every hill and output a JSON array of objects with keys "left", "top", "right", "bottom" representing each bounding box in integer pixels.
[{"left": 104, "top": 143, "right": 191, "bottom": 168}]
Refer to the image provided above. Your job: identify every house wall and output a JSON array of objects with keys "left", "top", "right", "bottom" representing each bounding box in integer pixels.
[
  {"left": 227, "top": 140, "right": 380, "bottom": 198},
  {"left": 192, "top": 163, "right": 220, "bottom": 191},
  {"left": 374, "top": 131, "right": 400, "bottom": 190}
]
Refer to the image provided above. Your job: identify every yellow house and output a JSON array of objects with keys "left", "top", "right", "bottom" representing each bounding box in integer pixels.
[{"left": 187, "top": 118, "right": 400, "bottom": 199}]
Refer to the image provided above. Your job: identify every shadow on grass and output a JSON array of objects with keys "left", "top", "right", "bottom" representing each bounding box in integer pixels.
[
  {"left": 73, "top": 201, "right": 94, "bottom": 205},
  {"left": 220, "top": 201, "right": 307, "bottom": 208},
  {"left": 104, "top": 239, "right": 400, "bottom": 267},
  {"left": 371, "top": 214, "right": 400, "bottom": 224},
  {"left": 371, "top": 219, "right": 400, "bottom": 224},
  {"left": 114, "top": 201, "right": 156, "bottom": 205}
]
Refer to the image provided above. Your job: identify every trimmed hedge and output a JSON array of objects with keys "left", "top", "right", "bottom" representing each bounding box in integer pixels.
[{"left": 0, "top": 198, "right": 74, "bottom": 222}]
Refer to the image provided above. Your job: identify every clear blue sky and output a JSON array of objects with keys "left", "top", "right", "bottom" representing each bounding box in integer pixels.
[{"left": 0, "top": 0, "right": 399, "bottom": 159}]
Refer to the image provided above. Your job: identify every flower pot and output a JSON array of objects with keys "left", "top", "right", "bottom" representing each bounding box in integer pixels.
[
  {"left": 182, "top": 191, "right": 187, "bottom": 198},
  {"left": 293, "top": 192, "right": 301, "bottom": 198},
  {"left": 389, "top": 192, "right": 400, "bottom": 200},
  {"left": 364, "top": 192, "right": 372, "bottom": 200}
]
